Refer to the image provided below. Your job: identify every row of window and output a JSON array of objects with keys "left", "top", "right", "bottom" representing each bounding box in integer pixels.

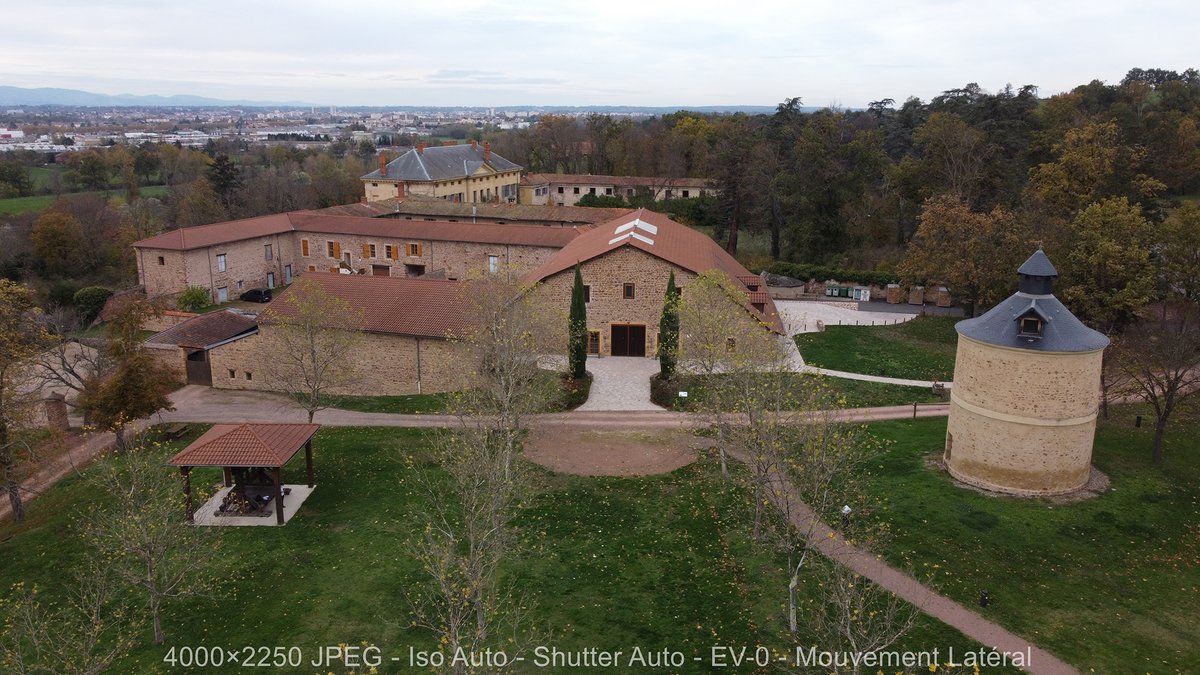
[
  {"left": 554, "top": 186, "right": 696, "bottom": 198},
  {"left": 301, "top": 239, "right": 422, "bottom": 260}
]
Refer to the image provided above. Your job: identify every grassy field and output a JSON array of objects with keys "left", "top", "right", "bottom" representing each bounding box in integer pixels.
[
  {"left": 654, "top": 372, "right": 944, "bottom": 410},
  {"left": 795, "top": 315, "right": 961, "bottom": 381},
  {"left": 0, "top": 425, "right": 1014, "bottom": 674},
  {"left": 860, "top": 409, "right": 1200, "bottom": 673},
  {"left": 0, "top": 185, "right": 168, "bottom": 215},
  {"left": 323, "top": 372, "right": 592, "bottom": 414}
]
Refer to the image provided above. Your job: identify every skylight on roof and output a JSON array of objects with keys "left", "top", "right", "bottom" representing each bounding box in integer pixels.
[{"left": 613, "top": 218, "right": 658, "bottom": 236}]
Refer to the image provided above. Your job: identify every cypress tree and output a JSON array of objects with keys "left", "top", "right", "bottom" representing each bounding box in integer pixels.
[
  {"left": 659, "top": 271, "right": 680, "bottom": 378},
  {"left": 568, "top": 265, "right": 588, "bottom": 379}
]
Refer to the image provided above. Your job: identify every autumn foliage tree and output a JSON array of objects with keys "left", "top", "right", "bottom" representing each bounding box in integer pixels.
[
  {"left": 898, "top": 195, "right": 1026, "bottom": 314},
  {"left": 77, "top": 297, "right": 175, "bottom": 452}
]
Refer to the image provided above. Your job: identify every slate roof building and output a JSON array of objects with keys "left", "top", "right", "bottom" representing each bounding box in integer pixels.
[
  {"left": 945, "top": 249, "right": 1110, "bottom": 495},
  {"left": 360, "top": 141, "right": 522, "bottom": 204}
]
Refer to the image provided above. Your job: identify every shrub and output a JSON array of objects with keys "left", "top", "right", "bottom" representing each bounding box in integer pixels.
[
  {"left": 47, "top": 280, "right": 82, "bottom": 308},
  {"left": 760, "top": 261, "right": 900, "bottom": 287},
  {"left": 176, "top": 286, "right": 212, "bottom": 312},
  {"left": 72, "top": 285, "right": 113, "bottom": 324}
]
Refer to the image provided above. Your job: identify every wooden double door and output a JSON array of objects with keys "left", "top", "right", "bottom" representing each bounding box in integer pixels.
[{"left": 610, "top": 324, "right": 647, "bottom": 357}]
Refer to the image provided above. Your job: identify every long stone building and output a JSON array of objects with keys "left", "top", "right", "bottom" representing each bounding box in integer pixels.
[{"left": 144, "top": 208, "right": 780, "bottom": 397}]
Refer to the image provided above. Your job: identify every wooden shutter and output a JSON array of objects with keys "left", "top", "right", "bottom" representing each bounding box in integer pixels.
[
  {"left": 301, "top": 239, "right": 309, "bottom": 256},
  {"left": 362, "top": 243, "right": 370, "bottom": 258},
  {"left": 333, "top": 241, "right": 341, "bottom": 258}
]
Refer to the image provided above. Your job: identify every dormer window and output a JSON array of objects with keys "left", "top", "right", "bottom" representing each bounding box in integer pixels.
[{"left": 1019, "top": 316, "right": 1044, "bottom": 337}]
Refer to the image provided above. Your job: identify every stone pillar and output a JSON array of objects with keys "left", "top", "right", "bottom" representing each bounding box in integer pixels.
[{"left": 43, "top": 393, "right": 69, "bottom": 431}]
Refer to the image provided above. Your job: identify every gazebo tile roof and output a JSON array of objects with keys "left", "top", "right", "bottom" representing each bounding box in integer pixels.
[{"left": 168, "top": 423, "right": 320, "bottom": 468}]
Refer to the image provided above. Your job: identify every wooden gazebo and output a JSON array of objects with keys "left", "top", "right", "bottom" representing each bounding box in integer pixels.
[{"left": 168, "top": 423, "right": 320, "bottom": 525}]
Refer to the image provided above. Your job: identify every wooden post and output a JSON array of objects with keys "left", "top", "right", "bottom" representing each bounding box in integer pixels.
[
  {"left": 913, "top": 402, "right": 918, "bottom": 419},
  {"left": 305, "top": 440, "right": 314, "bottom": 488},
  {"left": 181, "top": 466, "right": 193, "bottom": 523},
  {"left": 222, "top": 467, "right": 232, "bottom": 487},
  {"left": 273, "top": 467, "right": 284, "bottom": 525}
]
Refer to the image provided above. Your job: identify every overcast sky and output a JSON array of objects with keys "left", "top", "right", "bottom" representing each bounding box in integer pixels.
[{"left": 2, "top": 0, "right": 1196, "bottom": 107}]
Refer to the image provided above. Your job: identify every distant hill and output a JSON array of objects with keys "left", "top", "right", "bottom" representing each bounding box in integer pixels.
[
  {"left": 0, "top": 86, "right": 313, "bottom": 108},
  {"left": 0, "top": 86, "right": 798, "bottom": 113}
]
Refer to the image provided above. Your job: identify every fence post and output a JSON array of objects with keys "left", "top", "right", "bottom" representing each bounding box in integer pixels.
[{"left": 913, "top": 402, "right": 918, "bottom": 419}]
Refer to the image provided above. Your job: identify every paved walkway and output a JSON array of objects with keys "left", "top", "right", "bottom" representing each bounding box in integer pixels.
[
  {"left": 576, "top": 356, "right": 663, "bottom": 411},
  {"left": 775, "top": 299, "right": 917, "bottom": 335},
  {"left": 0, "top": 419, "right": 151, "bottom": 523},
  {"left": 741, "top": 448, "right": 1078, "bottom": 675}
]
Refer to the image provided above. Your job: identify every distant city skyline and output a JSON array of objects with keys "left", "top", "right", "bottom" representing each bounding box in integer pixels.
[{"left": 3, "top": 0, "right": 1196, "bottom": 108}]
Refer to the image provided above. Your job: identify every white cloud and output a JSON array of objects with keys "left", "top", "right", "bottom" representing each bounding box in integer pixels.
[{"left": 0, "top": 0, "right": 1195, "bottom": 106}]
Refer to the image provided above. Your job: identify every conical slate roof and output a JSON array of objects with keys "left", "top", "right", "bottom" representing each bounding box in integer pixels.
[
  {"left": 956, "top": 250, "right": 1109, "bottom": 353},
  {"left": 1017, "top": 248, "right": 1058, "bottom": 278}
]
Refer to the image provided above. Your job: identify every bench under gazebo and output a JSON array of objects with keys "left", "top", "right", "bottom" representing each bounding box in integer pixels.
[{"left": 168, "top": 423, "right": 320, "bottom": 526}]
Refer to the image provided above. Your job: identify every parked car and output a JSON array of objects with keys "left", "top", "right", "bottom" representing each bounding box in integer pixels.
[{"left": 239, "top": 288, "right": 272, "bottom": 303}]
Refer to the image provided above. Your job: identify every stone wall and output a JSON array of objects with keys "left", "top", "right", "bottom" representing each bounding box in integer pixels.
[
  {"left": 944, "top": 336, "right": 1105, "bottom": 495},
  {"left": 532, "top": 247, "right": 697, "bottom": 357},
  {"left": 208, "top": 328, "right": 470, "bottom": 396},
  {"left": 293, "top": 231, "right": 556, "bottom": 280}
]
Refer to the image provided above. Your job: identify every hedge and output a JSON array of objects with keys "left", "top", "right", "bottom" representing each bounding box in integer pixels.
[{"left": 759, "top": 261, "right": 900, "bottom": 287}]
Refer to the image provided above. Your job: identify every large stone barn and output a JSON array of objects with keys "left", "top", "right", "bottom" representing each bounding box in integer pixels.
[
  {"left": 945, "top": 249, "right": 1109, "bottom": 495},
  {"left": 525, "top": 209, "right": 783, "bottom": 357}
]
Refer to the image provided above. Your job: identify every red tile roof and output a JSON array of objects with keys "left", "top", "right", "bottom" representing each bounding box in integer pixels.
[
  {"left": 145, "top": 309, "right": 257, "bottom": 349},
  {"left": 288, "top": 213, "right": 581, "bottom": 248},
  {"left": 525, "top": 209, "right": 784, "bottom": 333},
  {"left": 262, "top": 272, "right": 474, "bottom": 339},
  {"left": 317, "top": 196, "right": 631, "bottom": 226},
  {"left": 522, "top": 173, "right": 711, "bottom": 189},
  {"left": 168, "top": 423, "right": 320, "bottom": 468},
  {"left": 133, "top": 212, "right": 584, "bottom": 252},
  {"left": 133, "top": 213, "right": 295, "bottom": 250}
]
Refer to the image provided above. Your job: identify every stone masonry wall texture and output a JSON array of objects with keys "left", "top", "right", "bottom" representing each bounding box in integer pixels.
[
  {"left": 533, "top": 246, "right": 696, "bottom": 357},
  {"left": 208, "top": 328, "right": 469, "bottom": 396},
  {"left": 945, "top": 335, "right": 1104, "bottom": 495}
]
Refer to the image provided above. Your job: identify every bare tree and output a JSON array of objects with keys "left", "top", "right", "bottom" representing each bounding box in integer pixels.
[
  {"left": 82, "top": 446, "right": 223, "bottom": 645},
  {"left": 406, "top": 274, "right": 558, "bottom": 672},
  {"left": 451, "top": 274, "right": 564, "bottom": 478},
  {"left": 1113, "top": 311, "right": 1200, "bottom": 464},
  {"left": 407, "top": 425, "right": 537, "bottom": 674},
  {"left": 0, "top": 565, "right": 140, "bottom": 675},
  {"left": 261, "top": 278, "right": 364, "bottom": 423},
  {"left": 0, "top": 280, "right": 53, "bottom": 522},
  {"left": 675, "top": 271, "right": 879, "bottom": 633},
  {"left": 800, "top": 560, "right": 920, "bottom": 675},
  {"left": 34, "top": 307, "right": 111, "bottom": 426}
]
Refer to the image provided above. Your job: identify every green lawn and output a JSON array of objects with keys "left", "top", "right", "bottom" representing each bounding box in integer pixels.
[
  {"left": 860, "top": 409, "right": 1200, "bottom": 673},
  {"left": 795, "top": 315, "right": 961, "bottom": 381},
  {"left": 0, "top": 185, "right": 168, "bottom": 215},
  {"left": 655, "top": 372, "right": 945, "bottom": 411},
  {"left": 1, "top": 425, "right": 1013, "bottom": 673},
  {"left": 321, "top": 392, "right": 452, "bottom": 414}
]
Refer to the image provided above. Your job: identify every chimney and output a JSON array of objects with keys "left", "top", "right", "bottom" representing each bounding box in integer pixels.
[
  {"left": 379, "top": 153, "right": 387, "bottom": 177},
  {"left": 483, "top": 141, "right": 491, "bottom": 161},
  {"left": 396, "top": 182, "right": 406, "bottom": 200},
  {"left": 417, "top": 142, "right": 426, "bottom": 155},
  {"left": 470, "top": 139, "right": 478, "bottom": 150}
]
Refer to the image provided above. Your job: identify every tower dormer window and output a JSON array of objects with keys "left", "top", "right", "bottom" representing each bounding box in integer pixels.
[{"left": 1019, "top": 316, "right": 1043, "bottom": 337}]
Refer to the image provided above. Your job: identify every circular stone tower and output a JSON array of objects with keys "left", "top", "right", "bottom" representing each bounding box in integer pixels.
[{"left": 944, "top": 249, "right": 1109, "bottom": 495}]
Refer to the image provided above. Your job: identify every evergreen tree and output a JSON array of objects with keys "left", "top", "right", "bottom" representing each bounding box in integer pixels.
[
  {"left": 658, "top": 271, "right": 680, "bottom": 378},
  {"left": 568, "top": 265, "right": 587, "bottom": 379}
]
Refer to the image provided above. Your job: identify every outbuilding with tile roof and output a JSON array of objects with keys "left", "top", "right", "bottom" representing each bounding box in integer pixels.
[{"left": 526, "top": 209, "right": 781, "bottom": 357}]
